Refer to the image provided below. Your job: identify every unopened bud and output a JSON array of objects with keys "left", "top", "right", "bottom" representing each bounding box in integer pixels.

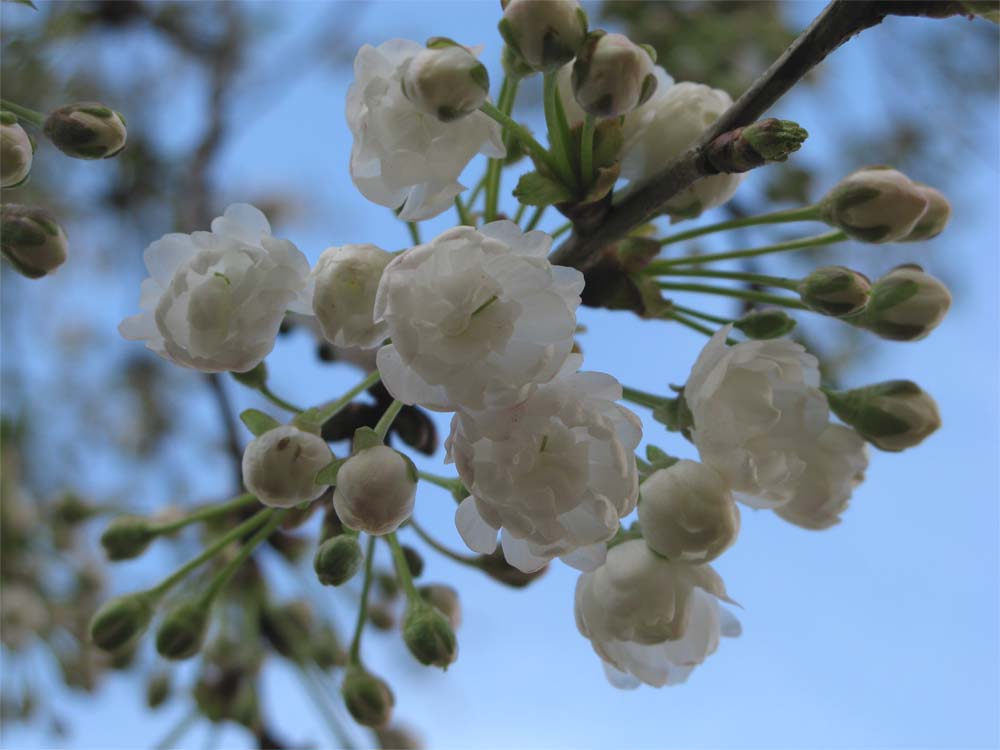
[
  {"left": 1, "top": 204, "right": 68, "bottom": 279},
  {"left": 375, "top": 724, "right": 423, "bottom": 750},
  {"left": 827, "top": 380, "right": 941, "bottom": 452},
  {"left": 402, "top": 42, "right": 489, "bottom": 122},
  {"left": 333, "top": 446, "right": 417, "bottom": 535},
  {"left": 863, "top": 265, "right": 951, "bottom": 341},
  {"left": 499, "top": 0, "right": 588, "bottom": 73},
  {"left": 242, "top": 425, "right": 333, "bottom": 508},
  {"left": 819, "top": 166, "right": 929, "bottom": 243},
  {"left": 733, "top": 308, "right": 796, "bottom": 339},
  {"left": 419, "top": 584, "right": 461, "bottom": 629},
  {"left": 638, "top": 460, "right": 740, "bottom": 563},
  {"left": 52, "top": 493, "right": 96, "bottom": 525},
  {"left": 311, "top": 243, "right": 393, "bottom": 348},
  {"left": 368, "top": 602, "right": 397, "bottom": 631},
  {"left": 572, "top": 31, "right": 657, "bottom": 118},
  {"left": 342, "top": 666, "right": 394, "bottom": 728},
  {"left": 1, "top": 112, "right": 33, "bottom": 188},
  {"left": 100, "top": 515, "right": 156, "bottom": 561},
  {"left": 43, "top": 102, "right": 127, "bottom": 159},
  {"left": 402, "top": 602, "right": 457, "bottom": 669},
  {"left": 89, "top": 592, "right": 155, "bottom": 652},
  {"left": 230, "top": 361, "right": 268, "bottom": 389},
  {"left": 902, "top": 184, "right": 951, "bottom": 241},
  {"left": 155, "top": 596, "right": 211, "bottom": 660},
  {"left": 146, "top": 672, "right": 172, "bottom": 709},
  {"left": 402, "top": 545, "right": 424, "bottom": 578},
  {"left": 261, "top": 600, "right": 313, "bottom": 660},
  {"left": 313, "top": 534, "right": 364, "bottom": 586},
  {"left": 798, "top": 265, "right": 871, "bottom": 317},
  {"left": 312, "top": 625, "right": 347, "bottom": 669}
]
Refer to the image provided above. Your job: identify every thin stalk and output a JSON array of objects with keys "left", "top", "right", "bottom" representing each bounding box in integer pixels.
[
  {"left": 348, "top": 535, "right": 377, "bottom": 665},
  {"left": 417, "top": 471, "right": 462, "bottom": 493},
  {"left": 154, "top": 708, "right": 199, "bottom": 750},
  {"left": 580, "top": 114, "right": 596, "bottom": 186},
  {"left": 481, "top": 103, "right": 557, "bottom": 176},
  {"left": 467, "top": 175, "right": 487, "bottom": 211},
  {"left": 386, "top": 532, "right": 419, "bottom": 601},
  {"left": 669, "top": 304, "right": 731, "bottom": 326},
  {"left": 295, "top": 666, "right": 357, "bottom": 750},
  {"left": 656, "top": 205, "right": 823, "bottom": 247},
  {"left": 203, "top": 510, "right": 285, "bottom": 601},
  {"left": 150, "top": 493, "right": 259, "bottom": 535},
  {"left": 454, "top": 196, "right": 473, "bottom": 226},
  {"left": 406, "top": 222, "right": 421, "bottom": 246},
  {"left": 656, "top": 267, "right": 799, "bottom": 291},
  {"left": 541, "top": 72, "right": 576, "bottom": 188},
  {"left": 259, "top": 385, "right": 304, "bottom": 414},
  {"left": 513, "top": 202, "right": 528, "bottom": 225},
  {"left": 551, "top": 221, "right": 572, "bottom": 239},
  {"left": 484, "top": 76, "right": 518, "bottom": 222},
  {"left": 656, "top": 281, "right": 809, "bottom": 310},
  {"left": 648, "top": 231, "right": 846, "bottom": 270},
  {"left": 312, "top": 370, "right": 382, "bottom": 424},
  {"left": 525, "top": 205, "right": 547, "bottom": 231},
  {"left": 667, "top": 310, "right": 718, "bottom": 338},
  {"left": 0, "top": 99, "right": 44, "bottom": 127},
  {"left": 373, "top": 399, "right": 403, "bottom": 441},
  {"left": 408, "top": 518, "right": 478, "bottom": 566},
  {"left": 620, "top": 385, "right": 670, "bottom": 410}
]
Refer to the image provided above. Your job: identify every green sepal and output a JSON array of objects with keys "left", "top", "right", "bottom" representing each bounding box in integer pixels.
[
  {"left": 400, "top": 452, "right": 419, "bottom": 484},
  {"left": 514, "top": 170, "right": 574, "bottom": 206},
  {"left": 315, "top": 457, "right": 349, "bottom": 486},
  {"left": 293, "top": 407, "right": 325, "bottom": 435},
  {"left": 240, "top": 409, "right": 281, "bottom": 437},
  {"left": 352, "top": 426, "right": 381, "bottom": 453}
]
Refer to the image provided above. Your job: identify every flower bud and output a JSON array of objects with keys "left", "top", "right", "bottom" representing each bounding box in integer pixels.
[
  {"left": 797, "top": 265, "right": 871, "bottom": 317},
  {"left": 100, "top": 515, "right": 156, "bottom": 561},
  {"left": 241, "top": 425, "right": 334, "bottom": 508},
  {"left": 419, "top": 584, "right": 461, "bottom": 629},
  {"left": 733, "top": 308, "right": 796, "bottom": 340},
  {"left": 572, "top": 31, "right": 657, "bottom": 117},
  {"left": 89, "top": 592, "right": 155, "bottom": 652},
  {"left": 499, "top": 0, "right": 588, "bottom": 73},
  {"left": 827, "top": 380, "right": 941, "bottom": 452},
  {"left": 375, "top": 724, "right": 423, "bottom": 750},
  {"left": 1, "top": 204, "right": 68, "bottom": 279},
  {"left": 819, "top": 166, "right": 929, "bottom": 243},
  {"left": 43, "top": 102, "right": 127, "bottom": 159},
  {"left": 402, "top": 602, "right": 458, "bottom": 669},
  {"left": 155, "top": 596, "right": 210, "bottom": 660},
  {"left": 638, "top": 461, "right": 740, "bottom": 564},
  {"left": 402, "top": 42, "right": 489, "bottom": 122},
  {"left": 312, "top": 625, "right": 347, "bottom": 669},
  {"left": 146, "top": 672, "right": 171, "bottom": 709},
  {"left": 402, "top": 544, "right": 424, "bottom": 578},
  {"left": 311, "top": 244, "right": 393, "bottom": 348},
  {"left": 902, "top": 184, "right": 951, "bottom": 241},
  {"left": 313, "top": 534, "right": 364, "bottom": 586},
  {"left": 333, "top": 446, "right": 417, "bottom": 535},
  {"left": 863, "top": 265, "right": 951, "bottom": 341},
  {"left": 368, "top": 602, "right": 397, "bottom": 631},
  {"left": 260, "top": 600, "right": 313, "bottom": 660},
  {"left": 1, "top": 112, "right": 33, "bottom": 188},
  {"left": 342, "top": 666, "right": 394, "bottom": 728}
]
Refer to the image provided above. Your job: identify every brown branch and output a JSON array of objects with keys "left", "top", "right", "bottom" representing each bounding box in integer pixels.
[{"left": 550, "top": 0, "right": 967, "bottom": 272}]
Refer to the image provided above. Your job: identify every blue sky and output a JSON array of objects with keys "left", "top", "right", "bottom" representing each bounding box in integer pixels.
[{"left": 2, "top": 2, "right": 998, "bottom": 748}]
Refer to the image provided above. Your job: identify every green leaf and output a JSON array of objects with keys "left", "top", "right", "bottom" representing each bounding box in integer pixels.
[
  {"left": 315, "top": 458, "right": 349, "bottom": 486},
  {"left": 513, "top": 171, "right": 574, "bottom": 206},
  {"left": 240, "top": 409, "right": 281, "bottom": 437}
]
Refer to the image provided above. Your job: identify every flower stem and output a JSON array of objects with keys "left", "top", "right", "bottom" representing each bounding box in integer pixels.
[
  {"left": 259, "top": 385, "right": 304, "bottom": 414},
  {"left": 656, "top": 205, "right": 824, "bottom": 247},
  {"left": 311, "top": 370, "right": 382, "bottom": 425},
  {"left": 483, "top": 76, "right": 519, "bottom": 222},
  {"left": 551, "top": 221, "right": 572, "bottom": 239},
  {"left": 203, "top": 509, "right": 285, "bottom": 601},
  {"left": 542, "top": 71, "right": 577, "bottom": 189},
  {"left": 408, "top": 518, "right": 478, "bottom": 565},
  {"left": 386, "top": 532, "right": 419, "bottom": 602},
  {"left": 454, "top": 196, "right": 473, "bottom": 226},
  {"left": 373, "top": 399, "right": 403, "bottom": 441},
  {"left": 513, "top": 202, "right": 528, "bottom": 225},
  {"left": 479, "top": 102, "right": 557, "bottom": 176},
  {"left": 580, "top": 114, "right": 596, "bottom": 186},
  {"left": 656, "top": 267, "right": 799, "bottom": 291},
  {"left": 620, "top": 385, "right": 671, "bottom": 410},
  {"left": 348, "top": 535, "right": 377, "bottom": 665},
  {"left": 406, "top": 222, "right": 421, "bottom": 246},
  {"left": 525, "top": 205, "right": 547, "bottom": 231},
  {"left": 154, "top": 708, "right": 200, "bottom": 750},
  {"left": 0, "top": 99, "right": 44, "bottom": 127},
  {"left": 656, "top": 281, "right": 809, "bottom": 310},
  {"left": 417, "top": 470, "right": 462, "bottom": 493},
  {"left": 295, "top": 666, "right": 357, "bottom": 750},
  {"left": 150, "top": 493, "right": 260, "bottom": 535},
  {"left": 669, "top": 304, "right": 731, "bottom": 326},
  {"left": 667, "top": 310, "right": 719, "bottom": 338},
  {"left": 647, "top": 231, "right": 846, "bottom": 270}
]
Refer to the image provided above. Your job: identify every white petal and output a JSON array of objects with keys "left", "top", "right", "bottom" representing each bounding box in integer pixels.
[{"left": 455, "top": 496, "right": 498, "bottom": 554}]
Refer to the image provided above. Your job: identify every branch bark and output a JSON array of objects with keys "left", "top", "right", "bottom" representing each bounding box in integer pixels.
[{"left": 550, "top": 0, "right": 966, "bottom": 272}]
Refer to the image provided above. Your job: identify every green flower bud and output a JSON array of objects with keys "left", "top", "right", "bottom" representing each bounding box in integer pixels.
[
  {"left": 902, "top": 184, "right": 951, "bottom": 242},
  {"left": 402, "top": 602, "right": 457, "bottom": 669},
  {"left": 572, "top": 31, "right": 657, "bottom": 118},
  {"left": 402, "top": 544, "right": 424, "bottom": 579},
  {"left": 43, "top": 102, "right": 127, "bottom": 159},
  {"left": 819, "top": 166, "right": 929, "bottom": 243},
  {"left": 368, "top": 602, "right": 397, "bottom": 631},
  {"left": 863, "top": 264, "right": 951, "bottom": 341},
  {"left": 155, "top": 596, "right": 211, "bottom": 660},
  {"left": 230, "top": 361, "right": 268, "bottom": 389},
  {"left": 499, "top": 0, "right": 588, "bottom": 73},
  {"left": 145, "top": 672, "right": 172, "bottom": 709},
  {"left": 89, "top": 592, "right": 156, "bottom": 652},
  {"left": 100, "top": 515, "right": 156, "bottom": 561},
  {"left": 311, "top": 625, "right": 347, "bottom": 669},
  {"left": 1, "top": 114, "right": 33, "bottom": 188},
  {"left": 52, "top": 493, "right": 96, "bottom": 525},
  {"left": 733, "top": 308, "right": 797, "bottom": 339},
  {"left": 827, "top": 380, "right": 941, "bottom": 452},
  {"left": 419, "top": 584, "right": 461, "bottom": 629},
  {"left": 342, "top": 666, "right": 395, "bottom": 728},
  {"left": 797, "top": 265, "right": 871, "bottom": 317},
  {"left": 401, "top": 42, "right": 489, "bottom": 122},
  {"left": 1, "top": 204, "right": 68, "bottom": 279},
  {"left": 260, "top": 600, "right": 313, "bottom": 660},
  {"left": 313, "top": 534, "right": 364, "bottom": 586}
]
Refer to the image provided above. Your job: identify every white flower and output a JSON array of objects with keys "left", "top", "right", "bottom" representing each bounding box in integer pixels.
[
  {"left": 685, "top": 326, "right": 829, "bottom": 507},
  {"left": 310, "top": 243, "right": 393, "bottom": 349},
  {"left": 621, "top": 82, "right": 745, "bottom": 218},
  {"left": 1, "top": 117, "right": 32, "bottom": 188},
  {"left": 347, "top": 39, "right": 505, "bottom": 221},
  {"left": 119, "top": 203, "right": 311, "bottom": 373},
  {"left": 374, "top": 221, "right": 583, "bottom": 412},
  {"left": 571, "top": 32, "right": 658, "bottom": 118},
  {"left": 638, "top": 460, "right": 740, "bottom": 563},
  {"left": 775, "top": 424, "right": 869, "bottom": 530},
  {"left": 401, "top": 44, "right": 489, "bottom": 122},
  {"left": 575, "top": 539, "right": 739, "bottom": 688},
  {"left": 242, "top": 425, "right": 333, "bottom": 508},
  {"left": 333, "top": 445, "right": 417, "bottom": 535},
  {"left": 447, "top": 371, "right": 642, "bottom": 572}
]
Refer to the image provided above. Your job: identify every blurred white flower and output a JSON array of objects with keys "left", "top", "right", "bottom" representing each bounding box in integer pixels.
[
  {"left": 374, "top": 221, "right": 583, "bottom": 412},
  {"left": 447, "top": 371, "right": 641, "bottom": 572},
  {"left": 775, "top": 424, "right": 869, "bottom": 530},
  {"left": 242, "top": 425, "right": 333, "bottom": 509},
  {"left": 622, "top": 82, "right": 745, "bottom": 217},
  {"left": 575, "top": 539, "right": 739, "bottom": 688},
  {"left": 1, "top": 116, "right": 32, "bottom": 188},
  {"left": 347, "top": 39, "right": 504, "bottom": 221},
  {"left": 119, "top": 203, "right": 311, "bottom": 373},
  {"left": 310, "top": 243, "right": 393, "bottom": 349},
  {"left": 333, "top": 445, "right": 417, "bottom": 535},
  {"left": 685, "top": 326, "right": 829, "bottom": 507}
]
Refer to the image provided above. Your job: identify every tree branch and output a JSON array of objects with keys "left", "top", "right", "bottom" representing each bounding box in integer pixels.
[{"left": 549, "top": 0, "right": 966, "bottom": 272}]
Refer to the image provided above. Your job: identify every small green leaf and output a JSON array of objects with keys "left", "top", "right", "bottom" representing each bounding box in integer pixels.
[
  {"left": 352, "top": 427, "right": 381, "bottom": 453},
  {"left": 513, "top": 171, "right": 574, "bottom": 206},
  {"left": 315, "top": 457, "right": 349, "bottom": 486},
  {"left": 240, "top": 409, "right": 281, "bottom": 437}
]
